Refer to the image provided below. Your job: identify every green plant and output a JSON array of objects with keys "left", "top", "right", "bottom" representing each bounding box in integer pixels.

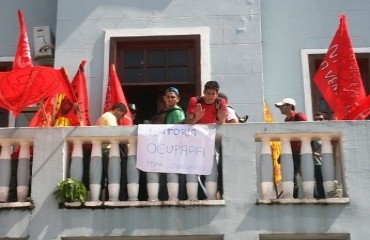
[
  {"left": 326, "top": 180, "right": 342, "bottom": 198},
  {"left": 53, "top": 178, "right": 87, "bottom": 203}
]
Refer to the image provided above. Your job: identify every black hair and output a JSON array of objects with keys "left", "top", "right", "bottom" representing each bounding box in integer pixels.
[
  {"left": 315, "top": 112, "right": 326, "bottom": 119},
  {"left": 112, "top": 103, "right": 127, "bottom": 114},
  {"left": 204, "top": 81, "right": 220, "bottom": 92}
]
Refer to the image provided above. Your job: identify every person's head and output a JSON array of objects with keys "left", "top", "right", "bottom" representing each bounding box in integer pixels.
[
  {"left": 111, "top": 103, "right": 127, "bottom": 121},
  {"left": 314, "top": 112, "right": 326, "bottom": 121},
  {"left": 163, "top": 87, "right": 180, "bottom": 108},
  {"left": 275, "top": 98, "right": 296, "bottom": 116},
  {"left": 203, "top": 81, "right": 220, "bottom": 104}
]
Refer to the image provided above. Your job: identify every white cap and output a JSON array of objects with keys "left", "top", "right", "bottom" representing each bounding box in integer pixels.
[{"left": 275, "top": 98, "right": 296, "bottom": 108}]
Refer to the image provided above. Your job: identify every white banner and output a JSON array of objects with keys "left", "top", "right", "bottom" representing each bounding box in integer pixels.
[{"left": 137, "top": 124, "right": 216, "bottom": 175}]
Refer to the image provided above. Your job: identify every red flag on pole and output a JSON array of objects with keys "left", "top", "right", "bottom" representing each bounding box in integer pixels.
[
  {"left": 28, "top": 95, "right": 61, "bottom": 127},
  {"left": 313, "top": 15, "right": 370, "bottom": 120},
  {"left": 0, "top": 66, "right": 77, "bottom": 116},
  {"left": 13, "top": 9, "right": 33, "bottom": 70},
  {"left": 54, "top": 60, "right": 91, "bottom": 126},
  {"left": 104, "top": 64, "right": 133, "bottom": 125}
]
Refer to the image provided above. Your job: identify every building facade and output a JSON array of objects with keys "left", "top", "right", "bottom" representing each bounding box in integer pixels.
[{"left": 1, "top": 0, "right": 370, "bottom": 239}]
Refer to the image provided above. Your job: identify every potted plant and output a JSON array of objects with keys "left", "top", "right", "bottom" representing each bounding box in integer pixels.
[{"left": 54, "top": 178, "right": 87, "bottom": 206}]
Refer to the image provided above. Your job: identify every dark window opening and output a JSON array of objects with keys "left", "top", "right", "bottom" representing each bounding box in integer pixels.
[{"left": 110, "top": 35, "right": 201, "bottom": 124}]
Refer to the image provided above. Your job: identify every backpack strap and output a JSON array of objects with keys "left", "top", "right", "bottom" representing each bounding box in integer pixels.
[{"left": 196, "top": 96, "right": 221, "bottom": 109}]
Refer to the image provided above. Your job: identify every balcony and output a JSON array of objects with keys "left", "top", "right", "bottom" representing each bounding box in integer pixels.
[{"left": 0, "top": 121, "right": 366, "bottom": 239}]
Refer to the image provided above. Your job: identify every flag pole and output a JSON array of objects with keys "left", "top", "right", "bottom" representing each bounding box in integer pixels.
[
  {"left": 74, "top": 103, "right": 85, "bottom": 126},
  {"left": 39, "top": 101, "right": 50, "bottom": 127}
]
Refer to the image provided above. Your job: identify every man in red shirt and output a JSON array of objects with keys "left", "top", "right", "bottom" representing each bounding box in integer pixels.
[
  {"left": 185, "top": 81, "right": 227, "bottom": 200},
  {"left": 275, "top": 98, "right": 307, "bottom": 198},
  {"left": 186, "top": 81, "right": 227, "bottom": 124}
]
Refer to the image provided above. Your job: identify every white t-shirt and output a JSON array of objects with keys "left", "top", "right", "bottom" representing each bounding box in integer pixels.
[
  {"left": 226, "top": 106, "right": 238, "bottom": 122},
  {"left": 95, "top": 111, "right": 118, "bottom": 126}
]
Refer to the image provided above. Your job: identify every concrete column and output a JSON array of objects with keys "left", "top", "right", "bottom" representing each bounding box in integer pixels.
[
  {"left": 147, "top": 172, "right": 159, "bottom": 201},
  {"left": 127, "top": 138, "right": 139, "bottom": 201},
  {"left": 260, "top": 137, "right": 274, "bottom": 199},
  {"left": 280, "top": 137, "right": 294, "bottom": 199},
  {"left": 205, "top": 152, "right": 218, "bottom": 200},
  {"left": 321, "top": 136, "right": 335, "bottom": 197},
  {"left": 300, "top": 136, "right": 315, "bottom": 198},
  {"left": 89, "top": 140, "right": 102, "bottom": 202},
  {"left": 70, "top": 140, "right": 83, "bottom": 181},
  {"left": 167, "top": 173, "right": 179, "bottom": 201},
  {"left": 108, "top": 140, "right": 120, "bottom": 201},
  {"left": 17, "top": 141, "right": 31, "bottom": 202},
  {"left": 0, "top": 142, "right": 11, "bottom": 202},
  {"left": 186, "top": 174, "right": 198, "bottom": 201}
]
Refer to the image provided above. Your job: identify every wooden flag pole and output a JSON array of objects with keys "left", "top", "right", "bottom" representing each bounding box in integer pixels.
[
  {"left": 74, "top": 102, "right": 85, "bottom": 126},
  {"left": 39, "top": 101, "right": 50, "bottom": 127}
]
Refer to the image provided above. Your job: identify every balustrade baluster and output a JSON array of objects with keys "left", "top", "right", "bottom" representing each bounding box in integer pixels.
[
  {"left": 260, "top": 137, "right": 274, "bottom": 199},
  {"left": 0, "top": 142, "right": 11, "bottom": 202},
  {"left": 127, "top": 138, "right": 139, "bottom": 201},
  {"left": 17, "top": 142, "right": 31, "bottom": 202}
]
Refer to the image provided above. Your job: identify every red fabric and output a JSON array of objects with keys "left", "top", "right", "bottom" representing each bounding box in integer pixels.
[
  {"left": 314, "top": 15, "right": 369, "bottom": 120},
  {"left": 28, "top": 95, "right": 59, "bottom": 127},
  {"left": 13, "top": 9, "right": 33, "bottom": 70},
  {"left": 104, "top": 64, "right": 133, "bottom": 125},
  {"left": 54, "top": 60, "right": 91, "bottom": 126},
  {"left": 0, "top": 66, "right": 77, "bottom": 116},
  {"left": 186, "top": 96, "right": 227, "bottom": 123}
]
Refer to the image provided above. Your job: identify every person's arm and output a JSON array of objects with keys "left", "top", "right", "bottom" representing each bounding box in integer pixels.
[
  {"left": 226, "top": 106, "right": 239, "bottom": 123},
  {"left": 185, "top": 103, "right": 204, "bottom": 124},
  {"left": 216, "top": 99, "right": 227, "bottom": 124}
]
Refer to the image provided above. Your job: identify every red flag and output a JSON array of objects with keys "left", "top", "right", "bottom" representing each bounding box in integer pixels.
[
  {"left": 104, "top": 64, "right": 133, "bottom": 125},
  {"left": 313, "top": 15, "right": 370, "bottom": 120},
  {"left": 13, "top": 9, "right": 33, "bottom": 70},
  {"left": 28, "top": 95, "right": 61, "bottom": 127},
  {"left": 54, "top": 60, "right": 91, "bottom": 126},
  {"left": 0, "top": 66, "right": 77, "bottom": 116}
]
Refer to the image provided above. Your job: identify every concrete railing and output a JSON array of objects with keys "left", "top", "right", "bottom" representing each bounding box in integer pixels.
[
  {"left": 0, "top": 138, "right": 32, "bottom": 203},
  {"left": 256, "top": 132, "right": 344, "bottom": 202},
  {"left": 67, "top": 136, "right": 221, "bottom": 204},
  {"left": 0, "top": 124, "right": 348, "bottom": 206}
]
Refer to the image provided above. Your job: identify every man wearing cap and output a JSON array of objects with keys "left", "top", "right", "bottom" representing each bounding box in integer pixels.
[
  {"left": 275, "top": 98, "right": 307, "bottom": 198},
  {"left": 147, "top": 87, "right": 185, "bottom": 201}
]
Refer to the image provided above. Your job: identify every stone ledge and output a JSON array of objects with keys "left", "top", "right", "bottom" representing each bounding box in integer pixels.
[
  {"left": 0, "top": 202, "right": 33, "bottom": 209},
  {"left": 62, "top": 199, "right": 226, "bottom": 208},
  {"left": 256, "top": 197, "right": 350, "bottom": 205}
]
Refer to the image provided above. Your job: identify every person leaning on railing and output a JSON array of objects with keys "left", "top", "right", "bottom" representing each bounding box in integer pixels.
[
  {"left": 275, "top": 98, "right": 308, "bottom": 198},
  {"left": 185, "top": 80, "right": 227, "bottom": 200},
  {"left": 95, "top": 103, "right": 127, "bottom": 200}
]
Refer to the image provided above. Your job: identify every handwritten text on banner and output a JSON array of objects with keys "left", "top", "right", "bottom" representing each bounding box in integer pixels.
[{"left": 137, "top": 124, "right": 216, "bottom": 175}]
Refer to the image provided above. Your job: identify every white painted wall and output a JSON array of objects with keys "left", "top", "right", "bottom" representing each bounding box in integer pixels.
[{"left": 261, "top": 0, "right": 370, "bottom": 122}]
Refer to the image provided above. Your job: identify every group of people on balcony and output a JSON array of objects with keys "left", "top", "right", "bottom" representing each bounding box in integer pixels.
[
  {"left": 93, "top": 80, "right": 237, "bottom": 202},
  {"left": 89, "top": 82, "right": 327, "bottom": 202}
]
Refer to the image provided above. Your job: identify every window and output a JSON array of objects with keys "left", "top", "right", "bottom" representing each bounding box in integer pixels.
[
  {"left": 301, "top": 49, "right": 370, "bottom": 120},
  {"left": 105, "top": 27, "right": 210, "bottom": 124},
  {"left": 116, "top": 38, "right": 196, "bottom": 84}
]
